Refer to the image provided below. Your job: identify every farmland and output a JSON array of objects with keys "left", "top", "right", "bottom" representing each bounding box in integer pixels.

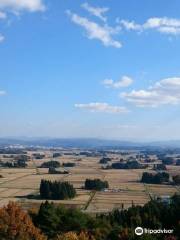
[{"left": 0, "top": 148, "right": 179, "bottom": 213}]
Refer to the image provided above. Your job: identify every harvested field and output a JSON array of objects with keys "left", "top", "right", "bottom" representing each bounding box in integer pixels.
[
  {"left": 0, "top": 150, "right": 179, "bottom": 212},
  {"left": 148, "top": 184, "right": 179, "bottom": 197},
  {"left": 86, "top": 191, "right": 150, "bottom": 213}
]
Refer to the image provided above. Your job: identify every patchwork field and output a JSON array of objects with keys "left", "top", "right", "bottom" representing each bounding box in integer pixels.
[{"left": 0, "top": 150, "right": 179, "bottom": 212}]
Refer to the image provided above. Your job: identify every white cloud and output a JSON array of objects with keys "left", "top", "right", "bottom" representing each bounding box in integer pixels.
[
  {"left": 102, "top": 76, "right": 133, "bottom": 88},
  {"left": 121, "top": 77, "right": 180, "bottom": 107},
  {"left": 67, "top": 10, "right": 122, "bottom": 48},
  {"left": 75, "top": 102, "right": 129, "bottom": 113},
  {"left": 0, "top": 34, "right": 5, "bottom": 42},
  {"left": 0, "top": 11, "right": 6, "bottom": 19},
  {"left": 0, "top": 0, "right": 45, "bottom": 13},
  {"left": 119, "top": 19, "right": 142, "bottom": 31},
  {"left": 81, "top": 2, "right": 109, "bottom": 22},
  {"left": 119, "top": 17, "right": 180, "bottom": 35},
  {"left": 0, "top": 90, "right": 6, "bottom": 95},
  {"left": 0, "top": 1, "right": 45, "bottom": 43}
]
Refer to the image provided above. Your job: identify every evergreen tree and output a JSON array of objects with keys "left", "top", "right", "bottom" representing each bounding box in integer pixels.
[{"left": 40, "top": 180, "right": 76, "bottom": 200}]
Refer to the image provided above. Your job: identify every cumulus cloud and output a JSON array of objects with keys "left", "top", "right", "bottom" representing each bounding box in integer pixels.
[
  {"left": 67, "top": 10, "right": 122, "bottom": 48},
  {"left": 102, "top": 76, "right": 133, "bottom": 88},
  {"left": 0, "top": 1, "right": 45, "bottom": 43},
  {"left": 81, "top": 2, "right": 109, "bottom": 22},
  {"left": 121, "top": 77, "right": 180, "bottom": 107},
  {"left": 144, "top": 17, "right": 180, "bottom": 34},
  {"left": 119, "top": 17, "right": 180, "bottom": 35},
  {"left": 0, "top": 0, "right": 45, "bottom": 13},
  {"left": 75, "top": 102, "right": 129, "bottom": 113}
]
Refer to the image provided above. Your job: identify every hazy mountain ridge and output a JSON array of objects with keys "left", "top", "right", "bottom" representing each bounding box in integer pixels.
[{"left": 0, "top": 138, "right": 180, "bottom": 148}]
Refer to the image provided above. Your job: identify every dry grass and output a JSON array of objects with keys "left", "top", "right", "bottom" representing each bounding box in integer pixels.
[{"left": 0, "top": 151, "right": 179, "bottom": 212}]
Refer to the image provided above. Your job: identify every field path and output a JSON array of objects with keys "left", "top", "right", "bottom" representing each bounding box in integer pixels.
[
  {"left": 83, "top": 168, "right": 107, "bottom": 211},
  {"left": 84, "top": 190, "right": 96, "bottom": 210},
  {"left": 136, "top": 171, "right": 152, "bottom": 200}
]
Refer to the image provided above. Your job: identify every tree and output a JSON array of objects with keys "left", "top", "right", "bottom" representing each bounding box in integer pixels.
[
  {"left": 53, "top": 153, "right": 61, "bottom": 158},
  {"left": 33, "top": 195, "right": 180, "bottom": 240},
  {"left": 40, "top": 180, "right": 76, "bottom": 200},
  {"left": 0, "top": 202, "right": 46, "bottom": 240},
  {"left": 40, "top": 180, "right": 51, "bottom": 199},
  {"left": 48, "top": 167, "right": 69, "bottom": 174},
  {"left": 63, "top": 162, "right": 76, "bottom": 167},
  {"left": 153, "top": 164, "right": 167, "bottom": 171},
  {"left": 35, "top": 201, "right": 97, "bottom": 238},
  {"left": 99, "top": 158, "right": 111, "bottom": 164},
  {"left": 160, "top": 157, "right": 174, "bottom": 165},
  {"left": 35, "top": 201, "right": 61, "bottom": 237},
  {"left": 176, "top": 159, "right": 180, "bottom": 166},
  {"left": 173, "top": 175, "right": 180, "bottom": 185},
  {"left": 85, "top": 179, "right": 109, "bottom": 191},
  {"left": 141, "top": 172, "right": 169, "bottom": 184},
  {"left": 40, "top": 161, "right": 60, "bottom": 168},
  {"left": 111, "top": 161, "right": 146, "bottom": 169}
]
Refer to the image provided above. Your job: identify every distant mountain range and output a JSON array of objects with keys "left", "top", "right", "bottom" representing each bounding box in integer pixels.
[{"left": 0, "top": 138, "right": 180, "bottom": 149}]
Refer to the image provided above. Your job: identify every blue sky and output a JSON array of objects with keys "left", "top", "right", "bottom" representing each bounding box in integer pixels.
[{"left": 0, "top": 0, "right": 180, "bottom": 140}]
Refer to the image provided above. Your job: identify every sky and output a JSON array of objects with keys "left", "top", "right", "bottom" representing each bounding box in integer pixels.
[{"left": 0, "top": 0, "right": 180, "bottom": 141}]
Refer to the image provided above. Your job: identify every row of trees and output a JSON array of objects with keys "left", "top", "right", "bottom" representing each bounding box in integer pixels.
[
  {"left": 40, "top": 161, "right": 76, "bottom": 168},
  {"left": 48, "top": 167, "right": 69, "bottom": 174},
  {"left": 158, "top": 156, "right": 175, "bottom": 165},
  {"left": 141, "top": 172, "right": 170, "bottom": 184},
  {"left": 85, "top": 179, "right": 109, "bottom": 191},
  {"left": 40, "top": 161, "right": 61, "bottom": 168},
  {"left": 33, "top": 153, "right": 45, "bottom": 159},
  {"left": 0, "top": 159, "right": 27, "bottom": 168},
  {"left": 63, "top": 162, "right": 76, "bottom": 167},
  {"left": 153, "top": 164, "right": 167, "bottom": 171},
  {"left": 110, "top": 160, "right": 146, "bottom": 169},
  {"left": 40, "top": 178, "right": 109, "bottom": 199},
  {"left": 53, "top": 153, "right": 61, "bottom": 158},
  {"left": 40, "top": 180, "right": 76, "bottom": 200}
]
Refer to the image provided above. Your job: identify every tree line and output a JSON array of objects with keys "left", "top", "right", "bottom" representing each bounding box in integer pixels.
[
  {"left": 107, "top": 160, "right": 146, "bottom": 170},
  {"left": 40, "top": 160, "right": 76, "bottom": 168},
  {"left": 141, "top": 172, "right": 170, "bottom": 184},
  {"left": 85, "top": 179, "right": 109, "bottom": 191},
  {"left": 40, "top": 180, "right": 76, "bottom": 200}
]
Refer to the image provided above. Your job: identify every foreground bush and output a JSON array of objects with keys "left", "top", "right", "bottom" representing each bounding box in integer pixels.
[
  {"left": 34, "top": 201, "right": 106, "bottom": 238},
  {"left": 0, "top": 194, "right": 179, "bottom": 240},
  {"left": 0, "top": 202, "right": 46, "bottom": 240},
  {"left": 56, "top": 231, "right": 96, "bottom": 240}
]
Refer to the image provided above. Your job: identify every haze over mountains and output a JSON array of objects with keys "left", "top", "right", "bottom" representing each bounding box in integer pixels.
[{"left": 1, "top": 138, "right": 180, "bottom": 149}]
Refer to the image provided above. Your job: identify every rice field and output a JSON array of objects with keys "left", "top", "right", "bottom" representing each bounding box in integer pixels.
[{"left": 0, "top": 150, "right": 179, "bottom": 212}]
